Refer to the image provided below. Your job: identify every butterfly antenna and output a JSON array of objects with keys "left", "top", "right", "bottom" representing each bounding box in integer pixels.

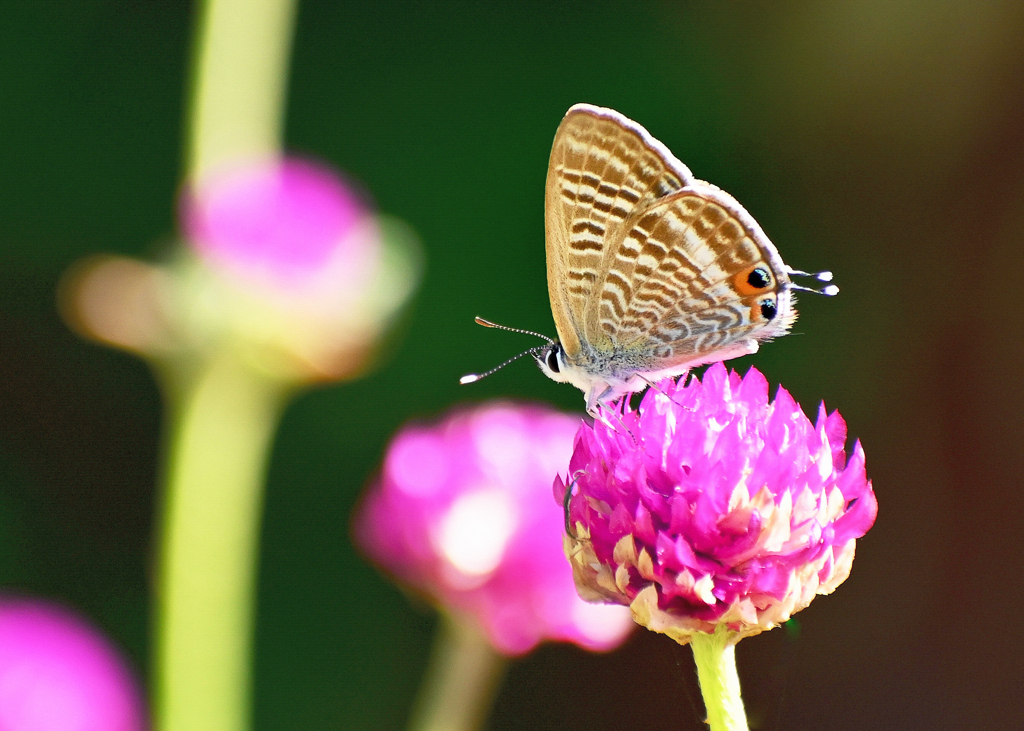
[
  {"left": 787, "top": 268, "right": 840, "bottom": 296},
  {"left": 459, "top": 346, "right": 546, "bottom": 384},
  {"left": 460, "top": 317, "right": 554, "bottom": 385},
  {"left": 472, "top": 317, "right": 555, "bottom": 344}
]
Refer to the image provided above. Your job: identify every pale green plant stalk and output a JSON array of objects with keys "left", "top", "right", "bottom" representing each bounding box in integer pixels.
[
  {"left": 406, "top": 613, "right": 507, "bottom": 731},
  {"left": 185, "top": 0, "right": 296, "bottom": 179},
  {"left": 153, "top": 0, "right": 297, "bottom": 729},
  {"left": 690, "top": 627, "right": 749, "bottom": 731},
  {"left": 154, "top": 353, "right": 287, "bottom": 731}
]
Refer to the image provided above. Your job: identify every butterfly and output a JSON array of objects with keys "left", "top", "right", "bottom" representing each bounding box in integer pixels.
[{"left": 463, "top": 104, "right": 835, "bottom": 414}]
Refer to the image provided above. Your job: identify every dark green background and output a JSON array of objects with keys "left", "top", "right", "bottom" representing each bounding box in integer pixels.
[{"left": 3, "top": 1, "right": 1023, "bottom": 728}]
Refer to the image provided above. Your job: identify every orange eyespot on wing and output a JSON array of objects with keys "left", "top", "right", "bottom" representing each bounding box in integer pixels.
[
  {"left": 733, "top": 265, "right": 775, "bottom": 297},
  {"left": 753, "top": 294, "right": 778, "bottom": 322}
]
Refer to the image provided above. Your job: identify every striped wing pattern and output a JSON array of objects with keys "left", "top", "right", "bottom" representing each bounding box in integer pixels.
[
  {"left": 607, "top": 191, "right": 787, "bottom": 363},
  {"left": 545, "top": 107, "right": 693, "bottom": 357},
  {"left": 545, "top": 104, "right": 794, "bottom": 374}
]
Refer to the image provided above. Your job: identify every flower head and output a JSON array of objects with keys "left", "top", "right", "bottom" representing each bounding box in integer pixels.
[
  {"left": 61, "top": 155, "right": 421, "bottom": 382},
  {"left": 355, "top": 402, "right": 634, "bottom": 656},
  {"left": 0, "top": 596, "right": 145, "bottom": 731},
  {"left": 559, "top": 364, "right": 876, "bottom": 644}
]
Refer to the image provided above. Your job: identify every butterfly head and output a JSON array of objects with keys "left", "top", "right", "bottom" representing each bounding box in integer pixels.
[
  {"left": 534, "top": 341, "right": 600, "bottom": 395},
  {"left": 535, "top": 340, "right": 608, "bottom": 397},
  {"left": 534, "top": 341, "right": 566, "bottom": 382},
  {"left": 534, "top": 340, "right": 628, "bottom": 412}
]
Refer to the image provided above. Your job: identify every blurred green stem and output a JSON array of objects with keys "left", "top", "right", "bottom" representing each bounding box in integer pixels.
[
  {"left": 186, "top": 0, "right": 297, "bottom": 180},
  {"left": 154, "top": 353, "right": 286, "bottom": 731},
  {"left": 152, "top": 0, "right": 297, "bottom": 729},
  {"left": 407, "top": 613, "right": 507, "bottom": 731},
  {"left": 690, "top": 627, "right": 749, "bottom": 731}
]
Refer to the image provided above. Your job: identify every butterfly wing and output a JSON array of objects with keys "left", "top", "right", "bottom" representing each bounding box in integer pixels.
[
  {"left": 545, "top": 104, "right": 694, "bottom": 359},
  {"left": 592, "top": 184, "right": 796, "bottom": 369}
]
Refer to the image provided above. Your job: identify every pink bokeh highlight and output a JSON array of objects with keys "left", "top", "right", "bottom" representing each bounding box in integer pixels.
[
  {"left": 560, "top": 364, "right": 877, "bottom": 644},
  {"left": 181, "top": 157, "right": 372, "bottom": 284},
  {"left": 0, "top": 597, "right": 145, "bottom": 731},
  {"left": 354, "top": 402, "right": 635, "bottom": 656}
]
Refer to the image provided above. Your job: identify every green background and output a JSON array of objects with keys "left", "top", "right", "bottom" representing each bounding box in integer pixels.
[{"left": 3, "top": 1, "right": 1024, "bottom": 728}]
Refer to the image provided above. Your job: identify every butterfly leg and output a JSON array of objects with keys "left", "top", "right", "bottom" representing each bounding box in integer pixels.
[
  {"left": 589, "top": 398, "right": 637, "bottom": 441},
  {"left": 639, "top": 374, "right": 693, "bottom": 412},
  {"left": 588, "top": 405, "right": 621, "bottom": 433},
  {"left": 584, "top": 384, "right": 613, "bottom": 416}
]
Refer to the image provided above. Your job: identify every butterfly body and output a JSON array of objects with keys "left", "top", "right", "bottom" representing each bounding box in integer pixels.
[
  {"left": 538, "top": 104, "right": 802, "bottom": 412},
  {"left": 536, "top": 335, "right": 767, "bottom": 414}
]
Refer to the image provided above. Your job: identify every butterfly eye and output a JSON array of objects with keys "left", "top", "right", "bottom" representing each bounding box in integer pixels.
[
  {"left": 546, "top": 345, "right": 561, "bottom": 374},
  {"left": 758, "top": 298, "right": 778, "bottom": 320},
  {"left": 735, "top": 265, "right": 774, "bottom": 296}
]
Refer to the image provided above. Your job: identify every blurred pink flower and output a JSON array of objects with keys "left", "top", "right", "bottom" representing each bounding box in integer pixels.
[
  {"left": 354, "top": 402, "right": 635, "bottom": 656},
  {"left": 0, "top": 596, "right": 145, "bottom": 731},
  {"left": 181, "top": 157, "right": 375, "bottom": 286},
  {"left": 559, "top": 364, "right": 876, "bottom": 645},
  {"left": 62, "top": 155, "right": 421, "bottom": 381}
]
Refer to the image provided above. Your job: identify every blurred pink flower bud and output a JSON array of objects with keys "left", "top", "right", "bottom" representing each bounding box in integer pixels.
[
  {"left": 61, "top": 156, "right": 421, "bottom": 382},
  {"left": 354, "top": 402, "right": 635, "bottom": 656},
  {"left": 560, "top": 364, "right": 877, "bottom": 645},
  {"left": 0, "top": 596, "right": 145, "bottom": 731},
  {"left": 181, "top": 157, "right": 376, "bottom": 288}
]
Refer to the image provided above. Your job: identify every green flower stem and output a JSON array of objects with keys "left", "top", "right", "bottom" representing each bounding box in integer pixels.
[
  {"left": 152, "top": 1, "right": 297, "bottom": 729},
  {"left": 186, "top": 0, "right": 297, "bottom": 180},
  {"left": 690, "top": 627, "right": 749, "bottom": 731},
  {"left": 407, "top": 614, "right": 507, "bottom": 731},
  {"left": 154, "top": 352, "right": 286, "bottom": 731}
]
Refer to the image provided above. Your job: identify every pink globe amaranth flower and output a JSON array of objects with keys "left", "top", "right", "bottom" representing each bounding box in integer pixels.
[
  {"left": 354, "top": 402, "right": 635, "bottom": 656},
  {"left": 558, "top": 363, "right": 877, "bottom": 645},
  {"left": 0, "top": 596, "right": 145, "bottom": 731}
]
